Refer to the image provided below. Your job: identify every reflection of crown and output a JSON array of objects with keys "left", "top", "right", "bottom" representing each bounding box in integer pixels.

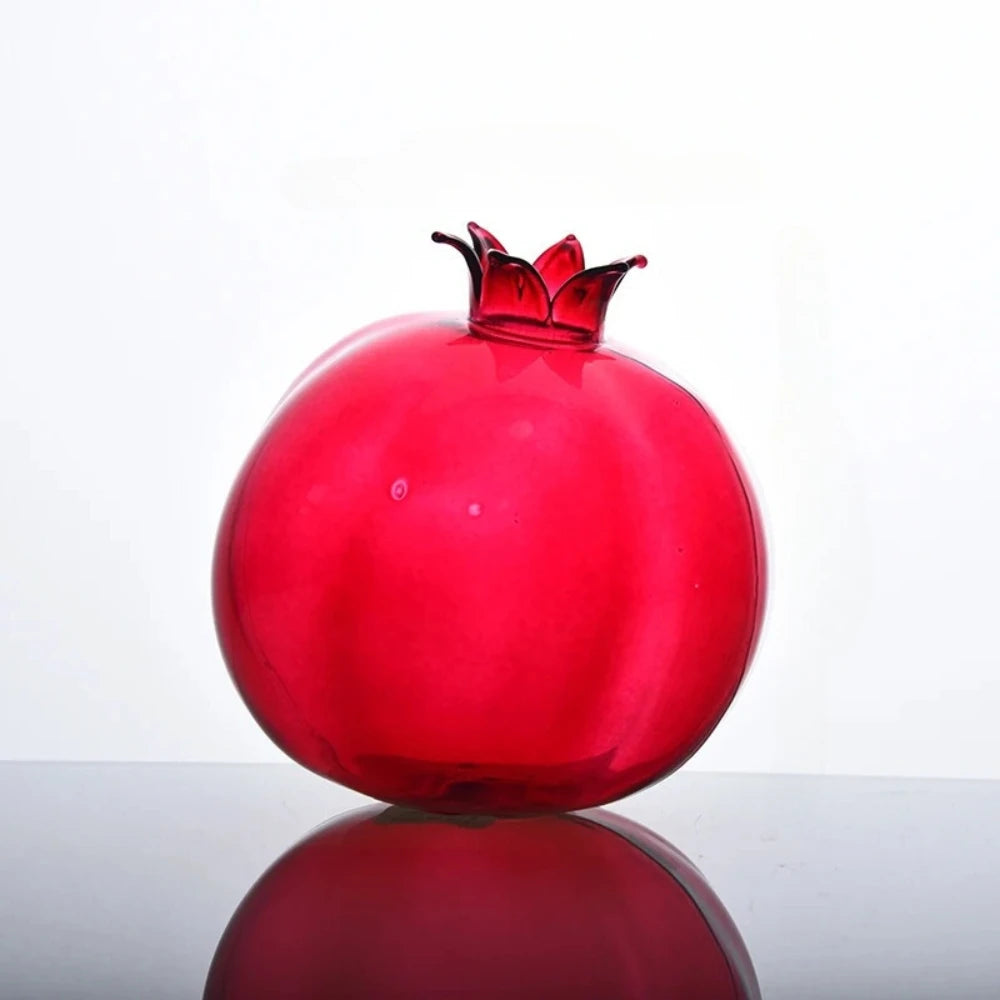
[{"left": 432, "top": 222, "right": 646, "bottom": 348}]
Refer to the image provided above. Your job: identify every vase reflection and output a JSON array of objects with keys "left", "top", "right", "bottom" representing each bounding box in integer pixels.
[{"left": 204, "top": 806, "right": 759, "bottom": 999}]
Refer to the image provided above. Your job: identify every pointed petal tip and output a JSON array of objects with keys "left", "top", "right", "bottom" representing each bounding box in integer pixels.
[
  {"left": 431, "top": 230, "right": 476, "bottom": 256},
  {"left": 629, "top": 254, "right": 648, "bottom": 269},
  {"left": 532, "top": 233, "right": 587, "bottom": 294},
  {"left": 432, "top": 230, "right": 483, "bottom": 298},
  {"left": 466, "top": 221, "right": 507, "bottom": 261}
]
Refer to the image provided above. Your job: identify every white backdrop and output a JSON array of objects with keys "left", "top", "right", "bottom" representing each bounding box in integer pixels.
[{"left": 3, "top": 2, "right": 998, "bottom": 778}]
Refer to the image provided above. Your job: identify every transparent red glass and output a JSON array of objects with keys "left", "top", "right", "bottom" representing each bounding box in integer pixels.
[
  {"left": 213, "top": 223, "right": 766, "bottom": 813},
  {"left": 204, "top": 807, "right": 760, "bottom": 999}
]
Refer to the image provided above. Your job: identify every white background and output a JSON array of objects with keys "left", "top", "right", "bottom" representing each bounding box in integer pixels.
[{"left": 2, "top": 2, "right": 998, "bottom": 778}]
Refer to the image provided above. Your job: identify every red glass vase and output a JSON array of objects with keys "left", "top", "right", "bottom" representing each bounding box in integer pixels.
[
  {"left": 204, "top": 807, "right": 760, "bottom": 999},
  {"left": 213, "top": 223, "right": 766, "bottom": 813}
]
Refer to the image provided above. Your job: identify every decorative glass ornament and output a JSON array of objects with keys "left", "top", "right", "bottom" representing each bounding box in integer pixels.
[
  {"left": 204, "top": 807, "right": 760, "bottom": 999},
  {"left": 213, "top": 223, "right": 766, "bottom": 814}
]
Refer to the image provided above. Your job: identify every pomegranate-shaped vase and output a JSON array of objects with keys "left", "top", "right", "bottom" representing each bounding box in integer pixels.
[{"left": 213, "top": 223, "right": 766, "bottom": 814}]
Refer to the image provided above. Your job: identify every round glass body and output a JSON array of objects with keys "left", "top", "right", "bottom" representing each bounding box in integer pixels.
[{"left": 213, "top": 313, "right": 765, "bottom": 813}]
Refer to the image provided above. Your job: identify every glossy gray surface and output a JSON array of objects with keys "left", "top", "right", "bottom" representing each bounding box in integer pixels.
[{"left": 1, "top": 764, "right": 997, "bottom": 998}]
